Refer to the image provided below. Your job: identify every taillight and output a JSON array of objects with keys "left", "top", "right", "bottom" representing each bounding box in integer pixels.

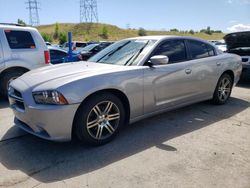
[{"left": 44, "top": 51, "right": 50, "bottom": 64}]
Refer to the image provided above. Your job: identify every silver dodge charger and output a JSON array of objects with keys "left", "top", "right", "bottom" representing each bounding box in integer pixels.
[{"left": 8, "top": 36, "right": 242, "bottom": 145}]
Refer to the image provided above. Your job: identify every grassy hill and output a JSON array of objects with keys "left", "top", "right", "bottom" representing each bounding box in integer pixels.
[{"left": 37, "top": 23, "right": 225, "bottom": 43}]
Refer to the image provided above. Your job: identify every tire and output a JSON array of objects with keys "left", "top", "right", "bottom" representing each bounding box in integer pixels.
[
  {"left": 0, "top": 70, "right": 26, "bottom": 97},
  {"left": 212, "top": 73, "right": 233, "bottom": 105},
  {"left": 74, "top": 92, "right": 125, "bottom": 146}
]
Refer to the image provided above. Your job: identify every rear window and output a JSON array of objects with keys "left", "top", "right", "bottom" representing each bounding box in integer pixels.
[
  {"left": 76, "top": 43, "right": 87, "bottom": 47},
  {"left": 5, "top": 30, "right": 36, "bottom": 49},
  {"left": 187, "top": 40, "right": 215, "bottom": 59}
]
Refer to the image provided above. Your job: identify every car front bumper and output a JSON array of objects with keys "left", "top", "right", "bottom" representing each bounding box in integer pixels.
[{"left": 9, "top": 88, "right": 80, "bottom": 142}]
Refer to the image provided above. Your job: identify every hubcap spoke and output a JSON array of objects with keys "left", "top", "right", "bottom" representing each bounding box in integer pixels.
[
  {"left": 104, "top": 102, "right": 113, "bottom": 114},
  {"left": 93, "top": 105, "right": 102, "bottom": 116},
  {"left": 105, "top": 121, "right": 115, "bottom": 134},
  {"left": 87, "top": 119, "right": 99, "bottom": 129},
  {"left": 107, "top": 113, "right": 120, "bottom": 121},
  {"left": 96, "top": 125, "right": 104, "bottom": 139}
]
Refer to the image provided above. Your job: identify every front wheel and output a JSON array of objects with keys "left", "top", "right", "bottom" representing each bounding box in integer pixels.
[
  {"left": 212, "top": 73, "right": 233, "bottom": 105},
  {"left": 0, "top": 71, "right": 26, "bottom": 97},
  {"left": 74, "top": 92, "right": 125, "bottom": 146}
]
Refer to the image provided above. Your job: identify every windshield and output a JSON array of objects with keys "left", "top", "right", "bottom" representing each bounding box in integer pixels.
[
  {"left": 89, "top": 39, "right": 156, "bottom": 66},
  {"left": 81, "top": 44, "right": 99, "bottom": 51}
]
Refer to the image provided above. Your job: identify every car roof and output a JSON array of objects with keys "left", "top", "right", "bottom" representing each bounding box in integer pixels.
[
  {"left": 127, "top": 35, "right": 212, "bottom": 45},
  {"left": 48, "top": 46, "right": 67, "bottom": 52},
  {"left": 0, "top": 24, "right": 37, "bottom": 32}
]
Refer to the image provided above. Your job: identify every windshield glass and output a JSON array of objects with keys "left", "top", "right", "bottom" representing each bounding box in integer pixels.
[
  {"left": 89, "top": 39, "right": 156, "bottom": 66},
  {"left": 81, "top": 44, "right": 98, "bottom": 51}
]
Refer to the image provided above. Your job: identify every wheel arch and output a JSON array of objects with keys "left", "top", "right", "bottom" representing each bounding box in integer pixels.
[
  {"left": 0, "top": 66, "right": 30, "bottom": 80},
  {"left": 222, "top": 70, "right": 234, "bottom": 83},
  {"left": 72, "top": 88, "right": 131, "bottom": 139}
]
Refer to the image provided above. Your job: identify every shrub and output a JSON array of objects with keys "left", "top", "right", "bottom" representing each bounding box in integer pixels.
[
  {"left": 53, "top": 22, "right": 59, "bottom": 40},
  {"left": 100, "top": 26, "right": 109, "bottom": 39},
  {"left": 138, "top": 27, "right": 147, "bottom": 36},
  {"left": 41, "top": 32, "right": 52, "bottom": 42},
  {"left": 59, "top": 32, "right": 67, "bottom": 45}
]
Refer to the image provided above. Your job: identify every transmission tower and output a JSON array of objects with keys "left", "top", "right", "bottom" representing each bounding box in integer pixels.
[
  {"left": 26, "top": 0, "right": 40, "bottom": 26},
  {"left": 80, "top": 0, "right": 98, "bottom": 23}
]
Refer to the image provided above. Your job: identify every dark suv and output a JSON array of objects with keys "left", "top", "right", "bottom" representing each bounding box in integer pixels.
[{"left": 224, "top": 31, "right": 250, "bottom": 79}]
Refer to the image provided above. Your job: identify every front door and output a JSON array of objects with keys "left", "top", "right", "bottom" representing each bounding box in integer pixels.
[{"left": 143, "top": 39, "right": 198, "bottom": 113}]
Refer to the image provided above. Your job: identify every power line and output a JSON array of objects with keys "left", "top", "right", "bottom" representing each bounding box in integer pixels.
[
  {"left": 80, "top": 0, "right": 98, "bottom": 23},
  {"left": 25, "top": 0, "right": 40, "bottom": 26}
]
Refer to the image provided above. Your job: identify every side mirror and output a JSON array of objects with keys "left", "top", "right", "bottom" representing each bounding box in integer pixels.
[{"left": 148, "top": 55, "right": 169, "bottom": 66}]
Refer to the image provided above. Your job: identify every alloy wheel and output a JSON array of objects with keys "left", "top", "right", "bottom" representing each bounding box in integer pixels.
[
  {"left": 218, "top": 77, "right": 231, "bottom": 102},
  {"left": 86, "top": 101, "right": 120, "bottom": 140}
]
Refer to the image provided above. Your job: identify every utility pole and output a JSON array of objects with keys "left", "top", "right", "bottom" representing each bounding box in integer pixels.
[
  {"left": 80, "top": 0, "right": 98, "bottom": 23},
  {"left": 26, "top": 0, "right": 40, "bottom": 26}
]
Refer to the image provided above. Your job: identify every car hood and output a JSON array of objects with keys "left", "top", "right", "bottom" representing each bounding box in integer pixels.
[
  {"left": 224, "top": 31, "right": 250, "bottom": 50},
  {"left": 18, "top": 61, "right": 136, "bottom": 89}
]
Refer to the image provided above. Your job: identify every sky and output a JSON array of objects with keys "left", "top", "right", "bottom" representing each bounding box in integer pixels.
[{"left": 0, "top": 0, "right": 250, "bottom": 33}]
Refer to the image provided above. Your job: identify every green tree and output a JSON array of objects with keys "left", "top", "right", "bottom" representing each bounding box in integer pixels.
[
  {"left": 138, "top": 27, "right": 147, "bottom": 36},
  {"left": 58, "top": 32, "right": 67, "bottom": 45},
  {"left": 206, "top": 26, "right": 212, "bottom": 35},
  {"left": 17, "top": 19, "right": 26, "bottom": 26},
  {"left": 170, "top": 28, "right": 179, "bottom": 32},
  {"left": 189, "top": 29, "right": 194, "bottom": 35},
  {"left": 53, "top": 22, "right": 59, "bottom": 40},
  {"left": 41, "top": 32, "right": 52, "bottom": 42}
]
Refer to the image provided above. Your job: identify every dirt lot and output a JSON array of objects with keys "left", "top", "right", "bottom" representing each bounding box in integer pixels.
[{"left": 0, "top": 81, "right": 249, "bottom": 188}]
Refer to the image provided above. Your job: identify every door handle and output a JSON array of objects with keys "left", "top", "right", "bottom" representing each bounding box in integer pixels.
[
  {"left": 185, "top": 69, "right": 192, "bottom": 74},
  {"left": 216, "top": 62, "right": 221, "bottom": 66}
]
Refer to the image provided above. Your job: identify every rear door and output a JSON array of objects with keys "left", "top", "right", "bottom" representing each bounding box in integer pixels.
[{"left": 185, "top": 39, "right": 219, "bottom": 96}]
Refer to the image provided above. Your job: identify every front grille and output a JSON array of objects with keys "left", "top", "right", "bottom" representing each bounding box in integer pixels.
[
  {"left": 242, "top": 58, "right": 249, "bottom": 63},
  {"left": 8, "top": 88, "right": 25, "bottom": 112}
]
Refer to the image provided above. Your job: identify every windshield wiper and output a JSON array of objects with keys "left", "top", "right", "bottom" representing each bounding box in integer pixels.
[
  {"left": 96, "top": 41, "right": 131, "bottom": 63},
  {"left": 124, "top": 41, "right": 150, "bottom": 66}
]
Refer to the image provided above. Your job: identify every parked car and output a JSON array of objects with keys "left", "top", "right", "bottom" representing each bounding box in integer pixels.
[
  {"left": 0, "top": 23, "right": 50, "bottom": 97},
  {"left": 62, "top": 41, "right": 88, "bottom": 51},
  {"left": 45, "top": 42, "right": 52, "bottom": 46},
  {"left": 49, "top": 46, "right": 82, "bottom": 64},
  {"left": 224, "top": 31, "right": 250, "bottom": 79},
  {"left": 209, "top": 40, "right": 227, "bottom": 52},
  {"left": 214, "top": 40, "right": 227, "bottom": 52},
  {"left": 80, "top": 42, "right": 113, "bottom": 60},
  {"left": 8, "top": 36, "right": 242, "bottom": 145},
  {"left": 208, "top": 40, "right": 220, "bottom": 44}
]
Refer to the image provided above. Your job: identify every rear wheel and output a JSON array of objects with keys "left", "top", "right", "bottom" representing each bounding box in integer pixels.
[
  {"left": 74, "top": 92, "right": 125, "bottom": 146},
  {"left": 212, "top": 73, "right": 233, "bottom": 105},
  {"left": 0, "top": 70, "right": 26, "bottom": 97}
]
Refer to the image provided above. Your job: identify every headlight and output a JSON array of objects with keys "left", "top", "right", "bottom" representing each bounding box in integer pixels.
[{"left": 33, "top": 90, "right": 68, "bottom": 105}]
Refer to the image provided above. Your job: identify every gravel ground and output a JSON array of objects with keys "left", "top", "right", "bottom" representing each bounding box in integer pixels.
[{"left": 0, "top": 81, "right": 249, "bottom": 188}]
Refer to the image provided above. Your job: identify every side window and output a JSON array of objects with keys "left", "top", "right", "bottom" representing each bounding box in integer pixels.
[
  {"left": 76, "top": 43, "right": 86, "bottom": 47},
  {"left": 4, "top": 30, "right": 36, "bottom": 49},
  {"left": 152, "top": 40, "right": 187, "bottom": 63},
  {"left": 188, "top": 40, "right": 215, "bottom": 59},
  {"left": 50, "top": 50, "right": 67, "bottom": 58}
]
